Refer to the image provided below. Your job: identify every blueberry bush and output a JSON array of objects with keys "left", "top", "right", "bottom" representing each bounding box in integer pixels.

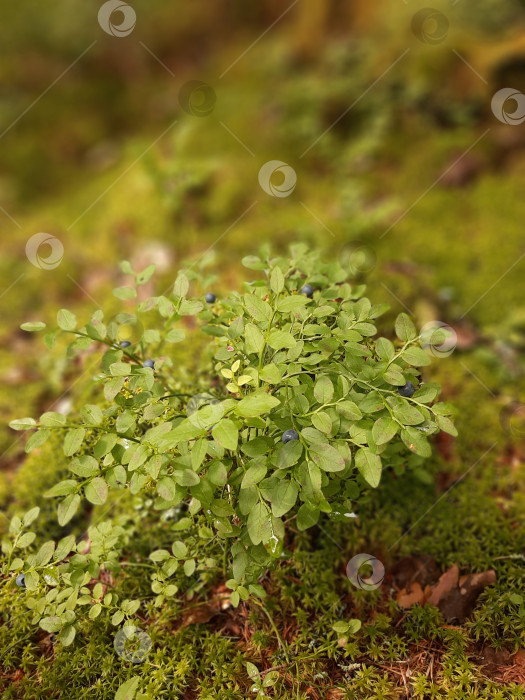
[{"left": 3, "top": 245, "right": 455, "bottom": 646}]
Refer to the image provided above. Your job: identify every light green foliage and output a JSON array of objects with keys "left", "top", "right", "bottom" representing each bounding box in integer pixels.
[{"left": 3, "top": 247, "right": 452, "bottom": 652}]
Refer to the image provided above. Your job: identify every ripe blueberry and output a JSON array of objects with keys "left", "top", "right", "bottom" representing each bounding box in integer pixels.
[
  {"left": 143, "top": 360, "right": 155, "bottom": 369},
  {"left": 398, "top": 381, "right": 415, "bottom": 398},
  {"left": 282, "top": 429, "right": 299, "bottom": 443},
  {"left": 119, "top": 341, "right": 131, "bottom": 348},
  {"left": 205, "top": 293, "right": 216, "bottom": 304},
  {"left": 301, "top": 284, "right": 314, "bottom": 298},
  {"left": 15, "top": 574, "right": 26, "bottom": 588}
]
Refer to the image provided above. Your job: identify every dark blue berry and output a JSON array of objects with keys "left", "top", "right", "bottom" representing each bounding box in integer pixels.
[
  {"left": 119, "top": 341, "right": 131, "bottom": 348},
  {"left": 205, "top": 293, "right": 216, "bottom": 304},
  {"left": 282, "top": 429, "right": 299, "bottom": 443},
  {"left": 15, "top": 574, "right": 26, "bottom": 588},
  {"left": 398, "top": 382, "right": 415, "bottom": 398},
  {"left": 301, "top": 284, "right": 314, "bottom": 298},
  {"left": 143, "top": 360, "right": 155, "bottom": 369}
]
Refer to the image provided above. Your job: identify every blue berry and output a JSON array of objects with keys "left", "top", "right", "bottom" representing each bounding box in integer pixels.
[
  {"left": 143, "top": 360, "right": 155, "bottom": 369},
  {"left": 15, "top": 574, "right": 26, "bottom": 588},
  {"left": 301, "top": 284, "right": 314, "bottom": 298},
  {"left": 398, "top": 382, "right": 415, "bottom": 398},
  {"left": 120, "top": 341, "right": 131, "bottom": 348},
  {"left": 205, "top": 293, "right": 216, "bottom": 304},
  {"left": 282, "top": 429, "right": 299, "bottom": 443}
]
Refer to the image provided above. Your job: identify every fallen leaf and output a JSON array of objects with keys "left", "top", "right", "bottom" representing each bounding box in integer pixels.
[{"left": 427, "top": 564, "right": 459, "bottom": 607}]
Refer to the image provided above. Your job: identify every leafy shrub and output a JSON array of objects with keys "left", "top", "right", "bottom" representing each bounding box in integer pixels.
[{"left": 3, "top": 245, "right": 455, "bottom": 644}]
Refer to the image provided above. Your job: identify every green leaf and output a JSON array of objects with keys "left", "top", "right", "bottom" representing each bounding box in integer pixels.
[
  {"left": 9, "top": 417, "right": 37, "bottom": 431},
  {"left": 259, "top": 363, "right": 282, "bottom": 384},
  {"left": 270, "top": 267, "right": 285, "bottom": 294},
  {"left": 243, "top": 293, "right": 272, "bottom": 323},
  {"left": 54, "top": 535, "right": 76, "bottom": 562},
  {"left": 63, "top": 428, "right": 85, "bottom": 456},
  {"left": 173, "top": 272, "right": 189, "bottom": 298},
  {"left": 267, "top": 329, "right": 296, "bottom": 350},
  {"left": 247, "top": 502, "right": 272, "bottom": 545},
  {"left": 311, "top": 411, "right": 332, "bottom": 434},
  {"left": 244, "top": 323, "right": 265, "bottom": 354},
  {"left": 81, "top": 404, "right": 103, "bottom": 425},
  {"left": 25, "top": 429, "right": 51, "bottom": 452},
  {"left": 277, "top": 296, "right": 310, "bottom": 313},
  {"left": 69, "top": 456, "right": 99, "bottom": 477},
  {"left": 45, "top": 480, "right": 78, "bottom": 497},
  {"left": 355, "top": 448, "right": 382, "bottom": 487},
  {"left": 271, "top": 440, "right": 303, "bottom": 469},
  {"left": 112, "top": 286, "right": 137, "bottom": 300},
  {"left": 236, "top": 392, "right": 281, "bottom": 418},
  {"left": 401, "top": 427, "right": 431, "bottom": 457},
  {"left": 21, "top": 321, "right": 46, "bottom": 332},
  {"left": 40, "top": 412, "right": 67, "bottom": 427},
  {"left": 395, "top": 313, "right": 416, "bottom": 342},
  {"left": 269, "top": 480, "right": 298, "bottom": 517},
  {"left": 375, "top": 337, "right": 395, "bottom": 361},
  {"left": 57, "top": 494, "right": 81, "bottom": 526},
  {"left": 314, "top": 376, "right": 334, "bottom": 404},
  {"left": 211, "top": 419, "right": 239, "bottom": 451},
  {"left": 309, "top": 443, "right": 345, "bottom": 472},
  {"left": 85, "top": 477, "right": 108, "bottom": 505},
  {"left": 39, "top": 616, "right": 62, "bottom": 633},
  {"left": 403, "top": 346, "right": 431, "bottom": 366},
  {"left": 296, "top": 503, "right": 319, "bottom": 531},
  {"left": 22, "top": 507, "right": 40, "bottom": 527},
  {"left": 35, "top": 541, "right": 55, "bottom": 566},
  {"left": 336, "top": 401, "right": 362, "bottom": 421},
  {"left": 241, "top": 462, "right": 267, "bottom": 488},
  {"left": 372, "top": 416, "right": 398, "bottom": 445},
  {"left": 57, "top": 309, "right": 77, "bottom": 331},
  {"left": 157, "top": 477, "right": 176, "bottom": 501},
  {"left": 115, "top": 676, "right": 140, "bottom": 700},
  {"left": 434, "top": 414, "right": 457, "bottom": 436},
  {"left": 172, "top": 541, "right": 188, "bottom": 558}
]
